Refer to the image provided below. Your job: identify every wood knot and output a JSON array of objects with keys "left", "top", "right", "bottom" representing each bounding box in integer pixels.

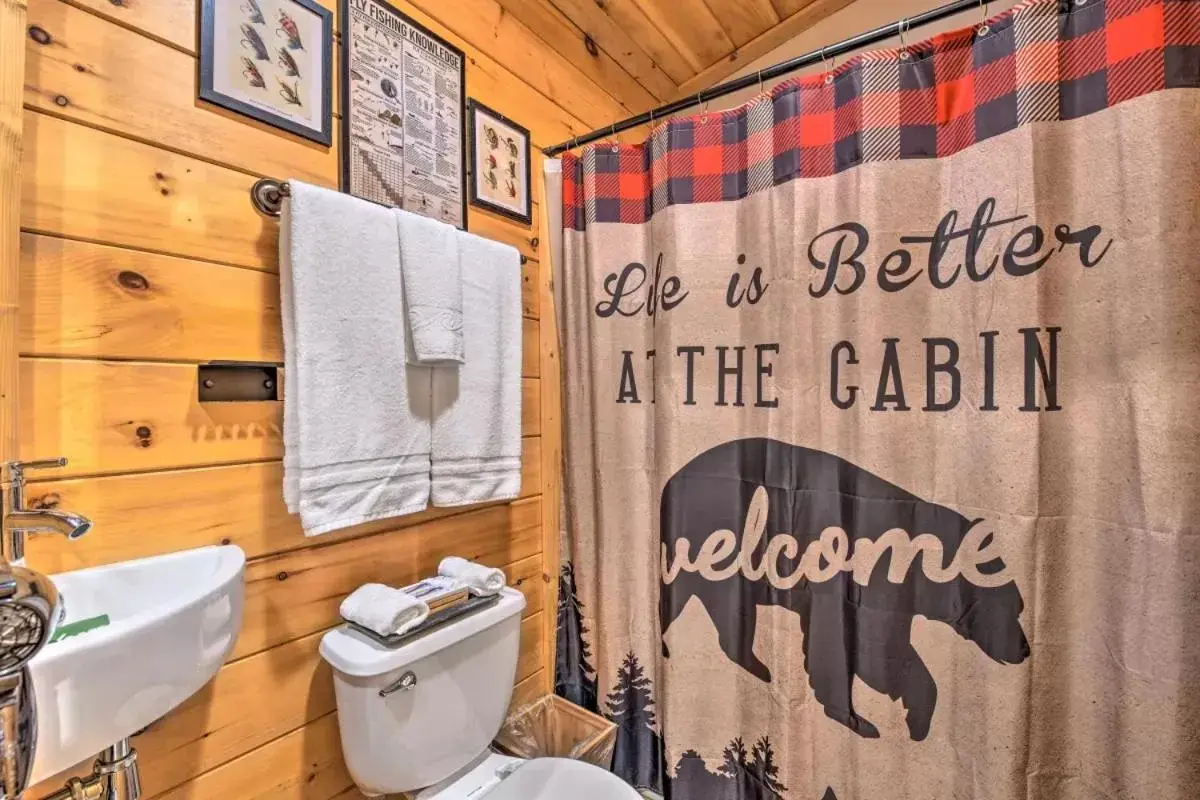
[
  {"left": 219, "top": 537, "right": 232, "bottom": 546},
  {"left": 110, "top": 0, "right": 124, "bottom": 6},
  {"left": 117, "top": 270, "right": 149, "bottom": 291},
  {"left": 28, "top": 25, "right": 52, "bottom": 45},
  {"left": 32, "top": 493, "right": 61, "bottom": 510},
  {"left": 73, "top": 63, "right": 88, "bottom": 73},
  {"left": 276, "top": 571, "right": 289, "bottom": 582},
  {"left": 530, "top": 237, "right": 540, "bottom": 249},
  {"left": 583, "top": 35, "right": 599, "bottom": 58},
  {"left": 54, "top": 95, "right": 70, "bottom": 107},
  {"left": 135, "top": 425, "right": 152, "bottom": 447}
]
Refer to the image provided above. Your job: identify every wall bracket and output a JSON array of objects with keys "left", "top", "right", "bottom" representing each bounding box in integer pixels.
[{"left": 198, "top": 362, "right": 279, "bottom": 402}]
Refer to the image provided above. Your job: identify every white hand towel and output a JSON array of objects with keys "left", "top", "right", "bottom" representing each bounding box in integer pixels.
[
  {"left": 340, "top": 583, "right": 429, "bottom": 636},
  {"left": 281, "top": 181, "right": 433, "bottom": 536},
  {"left": 438, "top": 556, "right": 506, "bottom": 596},
  {"left": 396, "top": 209, "right": 464, "bottom": 364},
  {"left": 430, "top": 233, "right": 522, "bottom": 506}
]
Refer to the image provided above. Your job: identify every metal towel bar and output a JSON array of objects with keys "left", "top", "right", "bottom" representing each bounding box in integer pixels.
[{"left": 251, "top": 178, "right": 529, "bottom": 263}]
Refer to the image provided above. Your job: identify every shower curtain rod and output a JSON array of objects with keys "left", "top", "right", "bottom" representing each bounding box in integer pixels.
[{"left": 542, "top": 0, "right": 992, "bottom": 157}]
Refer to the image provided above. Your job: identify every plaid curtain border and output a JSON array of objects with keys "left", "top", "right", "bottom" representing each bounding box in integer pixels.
[{"left": 563, "top": 0, "right": 1200, "bottom": 231}]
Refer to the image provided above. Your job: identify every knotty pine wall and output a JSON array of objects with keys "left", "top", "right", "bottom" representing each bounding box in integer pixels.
[{"left": 13, "top": 0, "right": 647, "bottom": 796}]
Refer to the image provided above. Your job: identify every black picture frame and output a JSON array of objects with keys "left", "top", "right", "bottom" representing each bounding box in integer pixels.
[
  {"left": 467, "top": 99, "right": 533, "bottom": 226},
  {"left": 339, "top": 0, "right": 469, "bottom": 231},
  {"left": 199, "top": 0, "right": 334, "bottom": 146}
]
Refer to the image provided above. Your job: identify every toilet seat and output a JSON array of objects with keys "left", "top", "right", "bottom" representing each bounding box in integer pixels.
[
  {"left": 416, "top": 752, "right": 642, "bottom": 800},
  {"left": 488, "top": 758, "right": 643, "bottom": 800}
]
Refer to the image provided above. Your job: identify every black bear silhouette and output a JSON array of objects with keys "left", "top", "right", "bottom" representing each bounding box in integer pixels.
[{"left": 660, "top": 438, "right": 1030, "bottom": 741}]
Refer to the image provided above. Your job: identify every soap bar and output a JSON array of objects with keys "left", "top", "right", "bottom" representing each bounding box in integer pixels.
[{"left": 404, "top": 576, "right": 469, "bottom": 611}]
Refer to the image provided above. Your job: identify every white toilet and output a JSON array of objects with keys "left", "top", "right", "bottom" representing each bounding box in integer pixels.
[{"left": 320, "top": 587, "right": 642, "bottom": 799}]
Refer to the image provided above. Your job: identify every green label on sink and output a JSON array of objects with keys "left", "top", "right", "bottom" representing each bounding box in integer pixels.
[{"left": 50, "top": 614, "right": 110, "bottom": 644}]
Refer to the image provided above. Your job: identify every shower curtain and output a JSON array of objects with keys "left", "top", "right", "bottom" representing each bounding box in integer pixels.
[{"left": 555, "top": 1, "right": 1200, "bottom": 798}]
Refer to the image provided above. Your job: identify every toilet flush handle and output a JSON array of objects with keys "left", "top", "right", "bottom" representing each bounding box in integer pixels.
[{"left": 379, "top": 671, "right": 417, "bottom": 698}]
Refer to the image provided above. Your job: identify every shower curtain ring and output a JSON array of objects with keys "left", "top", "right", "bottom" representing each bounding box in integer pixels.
[
  {"left": 757, "top": 69, "right": 765, "bottom": 95},
  {"left": 978, "top": 1, "right": 991, "bottom": 35},
  {"left": 821, "top": 47, "right": 835, "bottom": 85},
  {"left": 697, "top": 91, "right": 709, "bottom": 124},
  {"left": 898, "top": 18, "right": 911, "bottom": 60},
  {"left": 610, "top": 122, "right": 619, "bottom": 152}
]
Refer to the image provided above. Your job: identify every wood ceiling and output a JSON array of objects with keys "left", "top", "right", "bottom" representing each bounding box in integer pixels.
[{"left": 494, "top": 0, "right": 857, "bottom": 127}]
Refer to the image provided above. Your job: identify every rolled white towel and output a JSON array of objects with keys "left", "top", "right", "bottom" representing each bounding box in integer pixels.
[
  {"left": 438, "top": 557, "right": 506, "bottom": 596},
  {"left": 340, "top": 583, "right": 429, "bottom": 636}
]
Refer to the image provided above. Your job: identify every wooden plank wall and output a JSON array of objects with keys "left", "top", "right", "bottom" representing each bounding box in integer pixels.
[{"left": 17, "top": 0, "right": 635, "bottom": 796}]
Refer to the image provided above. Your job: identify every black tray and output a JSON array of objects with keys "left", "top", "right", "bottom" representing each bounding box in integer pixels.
[{"left": 344, "top": 592, "right": 501, "bottom": 648}]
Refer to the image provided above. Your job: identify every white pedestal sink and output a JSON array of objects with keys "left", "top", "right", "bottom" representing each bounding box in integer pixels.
[{"left": 25, "top": 545, "right": 245, "bottom": 784}]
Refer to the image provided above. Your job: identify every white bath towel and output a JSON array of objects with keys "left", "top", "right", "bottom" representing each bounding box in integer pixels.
[
  {"left": 396, "top": 209, "right": 464, "bottom": 364},
  {"left": 281, "top": 181, "right": 432, "bottom": 536},
  {"left": 438, "top": 557, "right": 506, "bottom": 596},
  {"left": 340, "top": 583, "right": 429, "bottom": 636},
  {"left": 430, "top": 233, "right": 523, "bottom": 506}
]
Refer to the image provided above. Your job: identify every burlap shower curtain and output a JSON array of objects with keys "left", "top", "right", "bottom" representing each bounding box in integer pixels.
[{"left": 554, "top": 1, "right": 1200, "bottom": 798}]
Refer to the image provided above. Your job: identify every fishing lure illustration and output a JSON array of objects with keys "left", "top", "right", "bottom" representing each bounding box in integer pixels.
[
  {"left": 505, "top": 179, "right": 517, "bottom": 198},
  {"left": 487, "top": 154, "right": 498, "bottom": 170},
  {"left": 240, "top": 23, "right": 269, "bottom": 60},
  {"left": 277, "top": 47, "right": 301, "bottom": 78},
  {"left": 506, "top": 160, "right": 517, "bottom": 178},
  {"left": 377, "top": 109, "right": 403, "bottom": 126},
  {"left": 240, "top": 0, "right": 264, "bottom": 24},
  {"left": 277, "top": 9, "right": 304, "bottom": 51},
  {"left": 277, "top": 78, "right": 303, "bottom": 107},
  {"left": 484, "top": 126, "right": 499, "bottom": 150},
  {"left": 241, "top": 57, "right": 266, "bottom": 88},
  {"left": 505, "top": 138, "right": 519, "bottom": 159},
  {"left": 484, "top": 171, "right": 498, "bottom": 190}
]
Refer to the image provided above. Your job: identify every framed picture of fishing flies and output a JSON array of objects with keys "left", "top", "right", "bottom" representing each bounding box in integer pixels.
[
  {"left": 199, "top": 0, "right": 333, "bottom": 146},
  {"left": 467, "top": 100, "right": 532, "bottom": 226}
]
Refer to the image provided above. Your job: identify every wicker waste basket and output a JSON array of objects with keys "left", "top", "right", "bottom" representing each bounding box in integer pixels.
[{"left": 494, "top": 694, "right": 617, "bottom": 769}]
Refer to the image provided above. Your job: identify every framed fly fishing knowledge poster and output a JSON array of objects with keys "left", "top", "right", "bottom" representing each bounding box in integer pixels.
[{"left": 340, "top": 0, "right": 467, "bottom": 229}]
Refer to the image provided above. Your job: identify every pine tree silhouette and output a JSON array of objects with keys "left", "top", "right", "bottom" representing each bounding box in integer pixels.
[
  {"left": 719, "top": 736, "right": 749, "bottom": 778},
  {"left": 668, "top": 734, "right": 790, "bottom": 799},
  {"left": 606, "top": 651, "right": 665, "bottom": 792},
  {"left": 749, "top": 736, "right": 786, "bottom": 795},
  {"left": 555, "top": 562, "right": 598, "bottom": 712}
]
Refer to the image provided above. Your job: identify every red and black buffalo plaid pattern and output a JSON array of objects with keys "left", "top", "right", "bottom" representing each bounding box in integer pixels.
[{"left": 564, "top": 0, "right": 1200, "bottom": 230}]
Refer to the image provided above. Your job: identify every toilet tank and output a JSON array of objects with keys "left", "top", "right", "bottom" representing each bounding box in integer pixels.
[{"left": 319, "top": 588, "right": 527, "bottom": 796}]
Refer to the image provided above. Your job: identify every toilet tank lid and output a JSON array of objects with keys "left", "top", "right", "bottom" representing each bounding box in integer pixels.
[{"left": 320, "top": 588, "right": 526, "bottom": 677}]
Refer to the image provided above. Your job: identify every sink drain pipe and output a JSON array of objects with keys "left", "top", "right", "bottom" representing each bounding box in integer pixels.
[{"left": 42, "top": 739, "right": 141, "bottom": 800}]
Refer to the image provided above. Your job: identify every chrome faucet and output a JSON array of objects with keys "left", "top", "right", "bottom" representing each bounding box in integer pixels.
[
  {"left": 4, "top": 459, "right": 91, "bottom": 565},
  {"left": 0, "top": 458, "right": 92, "bottom": 799}
]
